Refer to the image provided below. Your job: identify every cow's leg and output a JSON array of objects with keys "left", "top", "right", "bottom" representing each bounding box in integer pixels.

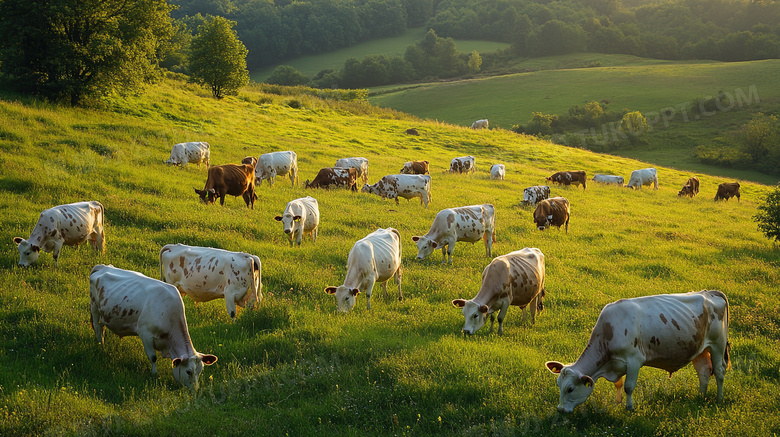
[
  {"left": 614, "top": 377, "right": 624, "bottom": 403},
  {"left": 139, "top": 331, "right": 159, "bottom": 376},
  {"left": 528, "top": 295, "right": 538, "bottom": 324},
  {"left": 488, "top": 313, "right": 495, "bottom": 333},
  {"left": 225, "top": 298, "right": 238, "bottom": 321},
  {"left": 441, "top": 246, "right": 448, "bottom": 264},
  {"left": 692, "top": 350, "right": 713, "bottom": 397},
  {"left": 711, "top": 343, "right": 728, "bottom": 402},
  {"left": 52, "top": 240, "right": 64, "bottom": 266},
  {"left": 89, "top": 300, "right": 105, "bottom": 344},
  {"left": 496, "top": 301, "right": 509, "bottom": 334},
  {"left": 623, "top": 364, "right": 640, "bottom": 411},
  {"left": 312, "top": 227, "right": 318, "bottom": 243},
  {"left": 94, "top": 226, "right": 105, "bottom": 252},
  {"left": 364, "top": 278, "right": 376, "bottom": 310},
  {"left": 380, "top": 280, "right": 388, "bottom": 300},
  {"left": 483, "top": 231, "right": 493, "bottom": 257}
]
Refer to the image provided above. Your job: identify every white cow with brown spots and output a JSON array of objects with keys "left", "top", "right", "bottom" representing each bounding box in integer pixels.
[
  {"left": 89, "top": 264, "right": 217, "bottom": 390},
  {"left": 325, "top": 228, "right": 402, "bottom": 312},
  {"left": 452, "top": 247, "right": 546, "bottom": 335},
  {"left": 274, "top": 196, "right": 320, "bottom": 246},
  {"left": 335, "top": 157, "right": 369, "bottom": 184},
  {"left": 166, "top": 141, "right": 210, "bottom": 168},
  {"left": 490, "top": 164, "right": 505, "bottom": 180},
  {"left": 546, "top": 290, "right": 730, "bottom": 413},
  {"left": 13, "top": 201, "right": 105, "bottom": 267},
  {"left": 361, "top": 174, "right": 432, "bottom": 208},
  {"left": 450, "top": 156, "right": 476, "bottom": 174},
  {"left": 159, "top": 244, "right": 262, "bottom": 320},
  {"left": 254, "top": 151, "right": 298, "bottom": 188},
  {"left": 412, "top": 204, "right": 495, "bottom": 264}
]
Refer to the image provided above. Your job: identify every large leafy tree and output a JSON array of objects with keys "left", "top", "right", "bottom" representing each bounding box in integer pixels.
[
  {"left": 754, "top": 184, "right": 780, "bottom": 243},
  {"left": 0, "top": 0, "right": 173, "bottom": 105},
  {"left": 189, "top": 16, "right": 249, "bottom": 98}
]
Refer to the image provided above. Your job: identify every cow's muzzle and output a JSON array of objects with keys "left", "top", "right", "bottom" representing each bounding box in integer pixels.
[
  {"left": 284, "top": 229, "right": 291, "bottom": 234},
  {"left": 557, "top": 405, "right": 573, "bottom": 414}
]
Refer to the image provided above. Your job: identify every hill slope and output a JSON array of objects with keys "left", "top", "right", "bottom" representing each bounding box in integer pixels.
[{"left": 0, "top": 79, "right": 778, "bottom": 436}]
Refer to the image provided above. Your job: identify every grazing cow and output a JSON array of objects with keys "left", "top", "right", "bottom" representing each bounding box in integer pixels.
[
  {"left": 406, "top": 128, "right": 419, "bottom": 136},
  {"left": 452, "top": 248, "right": 546, "bottom": 335},
  {"left": 714, "top": 182, "right": 740, "bottom": 202},
  {"left": 521, "top": 186, "right": 551, "bottom": 207},
  {"left": 450, "top": 156, "right": 476, "bottom": 174},
  {"left": 194, "top": 164, "right": 256, "bottom": 208},
  {"left": 678, "top": 177, "right": 700, "bottom": 198},
  {"left": 490, "top": 164, "right": 506, "bottom": 180},
  {"left": 626, "top": 167, "right": 658, "bottom": 190},
  {"left": 400, "top": 160, "right": 430, "bottom": 175},
  {"left": 166, "top": 142, "right": 210, "bottom": 168},
  {"left": 274, "top": 196, "right": 320, "bottom": 246},
  {"left": 592, "top": 174, "right": 624, "bottom": 185},
  {"left": 471, "top": 119, "right": 489, "bottom": 129},
  {"left": 325, "top": 228, "right": 403, "bottom": 312},
  {"left": 305, "top": 167, "right": 358, "bottom": 191},
  {"left": 159, "top": 244, "right": 262, "bottom": 320},
  {"left": 13, "top": 201, "right": 105, "bottom": 267},
  {"left": 412, "top": 204, "right": 495, "bottom": 264},
  {"left": 547, "top": 171, "right": 587, "bottom": 189},
  {"left": 361, "top": 174, "right": 432, "bottom": 208},
  {"left": 254, "top": 151, "right": 298, "bottom": 188},
  {"left": 89, "top": 264, "right": 218, "bottom": 390},
  {"left": 335, "top": 157, "right": 369, "bottom": 184},
  {"left": 533, "top": 197, "right": 570, "bottom": 233},
  {"left": 546, "top": 290, "right": 730, "bottom": 413},
  {"left": 241, "top": 156, "right": 257, "bottom": 167}
]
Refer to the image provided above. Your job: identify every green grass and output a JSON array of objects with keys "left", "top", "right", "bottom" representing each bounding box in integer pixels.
[{"left": 0, "top": 77, "right": 778, "bottom": 436}]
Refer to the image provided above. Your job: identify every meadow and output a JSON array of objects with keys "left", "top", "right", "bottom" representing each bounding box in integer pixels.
[{"left": 0, "top": 77, "right": 778, "bottom": 436}]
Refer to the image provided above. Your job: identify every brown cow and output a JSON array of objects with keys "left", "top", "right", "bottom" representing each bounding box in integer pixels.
[
  {"left": 678, "top": 176, "right": 700, "bottom": 198},
  {"left": 194, "top": 164, "right": 256, "bottom": 209},
  {"left": 533, "top": 197, "right": 570, "bottom": 233},
  {"left": 241, "top": 156, "right": 257, "bottom": 167},
  {"left": 400, "top": 160, "right": 430, "bottom": 175},
  {"left": 714, "top": 182, "right": 740, "bottom": 202},
  {"left": 546, "top": 171, "right": 587, "bottom": 189},
  {"left": 305, "top": 167, "right": 357, "bottom": 192}
]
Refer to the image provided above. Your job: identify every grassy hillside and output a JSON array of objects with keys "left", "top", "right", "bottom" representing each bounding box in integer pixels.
[{"left": 0, "top": 78, "right": 778, "bottom": 436}]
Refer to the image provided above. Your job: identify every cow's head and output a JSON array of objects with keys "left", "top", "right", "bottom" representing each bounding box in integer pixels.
[
  {"left": 172, "top": 353, "right": 218, "bottom": 391},
  {"left": 533, "top": 208, "right": 552, "bottom": 231},
  {"left": 194, "top": 188, "right": 216, "bottom": 204},
  {"left": 274, "top": 213, "right": 301, "bottom": 235},
  {"left": 545, "top": 361, "right": 595, "bottom": 413},
  {"left": 325, "top": 286, "right": 359, "bottom": 312},
  {"left": 360, "top": 184, "right": 374, "bottom": 194},
  {"left": 678, "top": 186, "right": 691, "bottom": 197},
  {"left": 13, "top": 237, "right": 40, "bottom": 267},
  {"left": 412, "top": 236, "right": 438, "bottom": 260},
  {"left": 452, "top": 299, "right": 488, "bottom": 335}
]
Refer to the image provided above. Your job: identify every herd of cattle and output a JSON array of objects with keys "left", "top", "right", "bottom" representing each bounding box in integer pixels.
[{"left": 10, "top": 140, "right": 736, "bottom": 412}]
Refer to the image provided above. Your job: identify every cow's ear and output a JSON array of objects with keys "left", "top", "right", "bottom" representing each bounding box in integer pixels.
[
  {"left": 546, "top": 361, "right": 564, "bottom": 374},
  {"left": 293, "top": 215, "right": 302, "bottom": 221},
  {"left": 478, "top": 305, "right": 489, "bottom": 314},
  {"left": 31, "top": 245, "right": 40, "bottom": 252},
  {"left": 324, "top": 287, "right": 338, "bottom": 295},
  {"left": 452, "top": 299, "right": 466, "bottom": 308},
  {"left": 411, "top": 236, "right": 420, "bottom": 242},
  {"left": 581, "top": 375, "right": 594, "bottom": 387},
  {"left": 194, "top": 188, "right": 203, "bottom": 195},
  {"left": 172, "top": 358, "right": 182, "bottom": 367},
  {"left": 200, "top": 354, "right": 218, "bottom": 365},
  {"left": 431, "top": 242, "right": 438, "bottom": 248},
  {"left": 274, "top": 216, "right": 283, "bottom": 221},
  {"left": 208, "top": 188, "right": 216, "bottom": 195},
  {"left": 13, "top": 237, "right": 22, "bottom": 245},
  {"left": 350, "top": 288, "right": 360, "bottom": 297}
]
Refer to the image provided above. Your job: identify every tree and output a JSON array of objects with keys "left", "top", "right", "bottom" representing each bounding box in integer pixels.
[
  {"left": 619, "top": 111, "right": 649, "bottom": 145},
  {"left": 189, "top": 16, "right": 249, "bottom": 98},
  {"left": 753, "top": 184, "right": 780, "bottom": 243},
  {"left": 741, "top": 112, "right": 778, "bottom": 162},
  {"left": 468, "top": 51, "right": 482, "bottom": 73},
  {"left": 266, "top": 65, "right": 309, "bottom": 86},
  {"left": 0, "top": 0, "right": 173, "bottom": 105}
]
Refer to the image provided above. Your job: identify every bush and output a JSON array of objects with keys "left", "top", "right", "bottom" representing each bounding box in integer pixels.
[
  {"left": 754, "top": 184, "right": 780, "bottom": 243},
  {"left": 266, "top": 65, "right": 310, "bottom": 87}
]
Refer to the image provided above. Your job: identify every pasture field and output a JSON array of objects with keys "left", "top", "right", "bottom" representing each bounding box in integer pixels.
[{"left": 0, "top": 78, "right": 778, "bottom": 436}]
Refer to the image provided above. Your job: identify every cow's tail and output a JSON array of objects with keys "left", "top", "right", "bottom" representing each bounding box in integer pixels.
[
  {"left": 723, "top": 291, "right": 731, "bottom": 371},
  {"left": 251, "top": 255, "right": 262, "bottom": 306},
  {"left": 537, "top": 288, "right": 546, "bottom": 313},
  {"left": 98, "top": 202, "right": 106, "bottom": 252},
  {"left": 159, "top": 246, "right": 168, "bottom": 281}
]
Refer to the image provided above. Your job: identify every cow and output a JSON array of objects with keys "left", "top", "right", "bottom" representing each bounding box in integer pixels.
[
  {"left": 305, "top": 167, "right": 358, "bottom": 191},
  {"left": 400, "top": 160, "right": 429, "bottom": 175},
  {"left": 547, "top": 171, "right": 587, "bottom": 189},
  {"left": 626, "top": 167, "right": 658, "bottom": 190},
  {"left": 545, "top": 290, "right": 730, "bottom": 413},
  {"left": 714, "top": 182, "right": 740, "bottom": 202},
  {"left": 490, "top": 164, "right": 505, "bottom": 180},
  {"left": 241, "top": 156, "right": 257, "bottom": 167},
  {"left": 13, "top": 201, "right": 105, "bottom": 267},
  {"left": 678, "top": 177, "right": 700, "bottom": 198},
  {"left": 254, "top": 151, "right": 298, "bottom": 188},
  {"left": 452, "top": 248, "right": 546, "bottom": 335},
  {"left": 166, "top": 142, "right": 210, "bottom": 168},
  {"left": 274, "top": 196, "right": 320, "bottom": 246},
  {"left": 194, "top": 164, "right": 255, "bottom": 209},
  {"left": 406, "top": 128, "right": 419, "bottom": 136},
  {"left": 412, "top": 204, "right": 495, "bottom": 264},
  {"left": 325, "top": 228, "right": 402, "bottom": 312},
  {"left": 592, "top": 174, "right": 624, "bottom": 185},
  {"left": 335, "top": 157, "right": 369, "bottom": 184},
  {"left": 361, "top": 174, "right": 432, "bottom": 208},
  {"left": 533, "top": 197, "right": 570, "bottom": 233},
  {"left": 450, "top": 156, "right": 476, "bottom": 174},
  {"left": 159, "top": 244, "right": 262, "bottom": 320},
  {"left": 89, "top": 264, "right": 218, "bottom": 390},
  {"left": 471, "top": 119, "right": 489, "bottom": 129},
  {"left": 521, "top": 186, "right": 551, "bottom": 207}
]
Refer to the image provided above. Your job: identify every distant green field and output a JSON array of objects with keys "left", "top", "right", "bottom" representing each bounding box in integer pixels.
[{"left": 250, "top": 27, "right": 511, "bottom": 82}]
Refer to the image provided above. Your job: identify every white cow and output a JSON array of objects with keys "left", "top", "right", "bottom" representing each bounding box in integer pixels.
[
  {"left": 450, "top": 156, "right": 476, "bottom": 174},
  {"left": 452, "top": 248, "right": 546, "bottom": 335},
  {"left": 274, "top": 196, "right": 320, "bottom": 246},
  {"left": 254, "top": 151, "right": 298, "bottom": 188},
  {"left": 592, "top": 174, "right": 624, "bottom": 185},
  {"left": 325, "top": 228, "right": 402, "bottom": 312},
  {"left": 166, "top": 142, "right": 210, "bottom": 168},
  {"left": 412, "top": 204, "right": 495, "bottom": 264},
  {"left": 159, "top": 244, "right": 262, "bottom": 320},
  {"left": 361, "top": 174, "right": 432, "bottom": 208},
  {"left": 546, "top": 290, "right": 730, "bottom": 413},
  {"left": 89, "top": 264, "right": 218, "bottom": 390},
  {"left": 471, "top": 119, "right": 489, "bottom": 129},
  {"left": 490, "top": 164, "right": 505, "bottom": 180},
  {"left": 14, "top": 201, "right": 105, "bottom": 267},
  {"left": 626, "top": 167, "right": 658, "bottom": 190},
  {"left": 521, "top": 185, "right": 551, "bottom": 207},
  {"left": 335, "top": 157, "right": 369, "bottom": 184}
]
